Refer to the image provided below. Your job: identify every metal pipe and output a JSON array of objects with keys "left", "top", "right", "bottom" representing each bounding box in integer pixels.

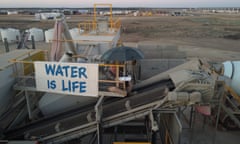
[
  {"left": 31, "top": 36, "right": 35, "bottom": 49},
  {"left": 95, "top": 96, "right": 104, "bottom": 144},
  {"left": 62, "top": 19, "right": 77, "bottom": 55},
  {"left": 4, "top": 38, "right": 9, "bottom": 53}
]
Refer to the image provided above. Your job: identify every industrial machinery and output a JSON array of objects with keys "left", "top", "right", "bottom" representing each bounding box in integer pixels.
[
  {"left": 215, "top": 61, "right": 240, "bottom": 130},
  {"left": 0, "top": 4, "right": 240, "bottom": 144}
]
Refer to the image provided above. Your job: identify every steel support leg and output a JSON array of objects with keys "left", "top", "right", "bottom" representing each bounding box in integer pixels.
[
  {"left": 95, "top": 96, "right": 104, "bottom": 144},
  {"left": 25, "top": 91, "right": 32, "bottom": 120}
]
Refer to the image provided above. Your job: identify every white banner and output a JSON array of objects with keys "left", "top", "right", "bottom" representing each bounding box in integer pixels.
[{"left": 34, "top": 61, "right": 99, "bottom": 97}]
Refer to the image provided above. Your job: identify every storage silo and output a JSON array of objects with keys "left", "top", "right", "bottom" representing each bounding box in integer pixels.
[
  {"left": 27, "top": 28, "right": 44, "bottom": 41},
  {"left": 45, "top": 29, "right": 54, "bottom": 43},
  {"left": 1, "top": 28, "right": 20, "bottom": 43},
  {"left": 223, "top": 61, "right": 240, "bottom": 96}
]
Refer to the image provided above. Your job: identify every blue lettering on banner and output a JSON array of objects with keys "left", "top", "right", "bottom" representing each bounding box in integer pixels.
[
  {"left": 44, "top": 63, "right": 89, "bottom": 94},
  {"left": 47, "top": 80, "right": 56, "bottom": 90},
  {"left": 44, "top": 64, "right": 88, "bottom": 79},
  {"left": 79, "top": 82, "right": 86, "bottom": 93},
  {"left": 56, "top": 65, "right": 64, "bottom": 76},
  {"left": 71, "top": 66, "right": 78, "bottom": 78},
  {"left": 79, "top": 67, "right": 87, "bottom": 79},
  {"left": 62, "top": 80, "right": 86, "bottom": 93},
  {"left": 45, "top": 64, "right": 55, "bottom": 75},
  {"left": 62, "top": 66, "right": 70, "bottom": 77}
]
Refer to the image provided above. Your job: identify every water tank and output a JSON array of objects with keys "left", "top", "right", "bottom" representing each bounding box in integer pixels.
[
  {"left": 1, "top": 28, "right": 20, "bottom": 43},
  {"left": 27, "top": 28, "right": 44, "bottom": 41},
  {"left": 223, "top": 61, "right": 240, "bottom": 96},
  {"left": 45, "top": 29, "right": 54, "bottom": 43}
]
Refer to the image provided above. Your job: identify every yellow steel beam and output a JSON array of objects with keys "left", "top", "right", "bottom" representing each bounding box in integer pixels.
[
  {"left": 225, "top": 85, "right": 240, "bottom": 104},
  {"left": 94, "top": 3, "right": 113, "bottom": 29}
]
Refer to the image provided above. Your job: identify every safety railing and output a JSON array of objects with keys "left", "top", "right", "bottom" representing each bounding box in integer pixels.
[
  {"left": 78, "top": 18, "right": 121, "bottom": 34},
  {"left": 99, "top": 63, "right": 127, "bottom": 92},
  {"left": 78, "top": 21, "right": 97, "bottom": 34},
  {"left": 111, "top": 18, "right": 121, "bottom": 30},
  {"left": 10, "top": 50, "right": 48, "bottom": 77},
  {"left": 10, "top": 53, "right": 128, "bottom": 95}
]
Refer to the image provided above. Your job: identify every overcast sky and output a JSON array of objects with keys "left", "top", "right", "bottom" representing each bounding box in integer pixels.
[{"left": 1, "top": 0, "right": 240, "bottom": 8}]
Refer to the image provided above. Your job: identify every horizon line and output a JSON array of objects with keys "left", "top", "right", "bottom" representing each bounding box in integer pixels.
[{"left": 1, "top": 6, "right": 240, "bottom": 9}]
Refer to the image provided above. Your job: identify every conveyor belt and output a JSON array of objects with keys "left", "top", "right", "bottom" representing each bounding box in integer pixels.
[{"left": 4, "top": 79, "right": 173, "bottom": 143}]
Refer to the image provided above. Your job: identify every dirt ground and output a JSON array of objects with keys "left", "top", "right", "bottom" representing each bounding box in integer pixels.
[
  {"left": 120, "top": 15, "right": 240, "bottom": 61},
  {"left": 0, "top": 14, "right": 240, "bottom": 61},
  {"left": 0, "top": 14, "right": 240, "bottom": 144}
]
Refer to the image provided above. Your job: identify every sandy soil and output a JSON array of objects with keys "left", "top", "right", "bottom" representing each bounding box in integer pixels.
[
  {"left": 121, "top": 15, "right": 240, "bottom": 62},
  {"left": 0, "top": 14, "right": 240, "bottom": 62},
  {"left": 0, "top": 14, "right": 240, "bottom": 144}
]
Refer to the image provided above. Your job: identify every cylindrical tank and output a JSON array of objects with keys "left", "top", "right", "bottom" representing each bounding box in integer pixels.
[
  {"left": 27, "top": 28, "right": 44, "bottom": 41},
  {"left": 45, "top": 29, "right": 54, "bottom": 43},
  {"left": 1, "top": 28, "right": 20, "bottom": 43},
  {"left": 223, "top": 61, "right": 240, "bottom": 96}
]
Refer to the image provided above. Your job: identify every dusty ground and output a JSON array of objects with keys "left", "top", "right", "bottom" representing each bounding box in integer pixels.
[
  {"left": 120, "top": 15, "right": 240, "bottom": 62},
  {"left": 0, "top": 14, "right": 240, "bottom": 61},
  {"left": 0, "top": 14, "right": 240, "bottom": 144}
]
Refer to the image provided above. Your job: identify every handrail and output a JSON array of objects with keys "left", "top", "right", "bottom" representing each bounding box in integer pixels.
[
  {"left": 94, "top": 3, "right": 113, "bottom": 28},
  {"left": 78, "top": 18, "right": 121, "bottom": 33},
  {"left": 50, "top": 39, "right": 113, "bottom": 43},
  {"left": 9, "top": 50, "right": 48, "bottom": 61},
  {"left": 11, "top": 60, "right": 127, "bottom": 92}
]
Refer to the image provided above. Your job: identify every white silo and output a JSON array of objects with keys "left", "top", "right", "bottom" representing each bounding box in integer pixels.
[
  {"left": 1, "top": 28, "right": 20, "bottom": 43},
  {"left": 45, "top": 28, "right": 54, "bottom": 43},
  {"left": 27, "top": 28, "right": 44, "bottom": 41},
  {"left": 223, "top": 61, "right": 240, "bottom": 96}
]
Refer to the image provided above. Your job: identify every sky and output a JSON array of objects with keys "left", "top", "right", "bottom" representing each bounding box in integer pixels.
[{"left": 1, "top": 0, "right": 240, "bottom": 8}]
